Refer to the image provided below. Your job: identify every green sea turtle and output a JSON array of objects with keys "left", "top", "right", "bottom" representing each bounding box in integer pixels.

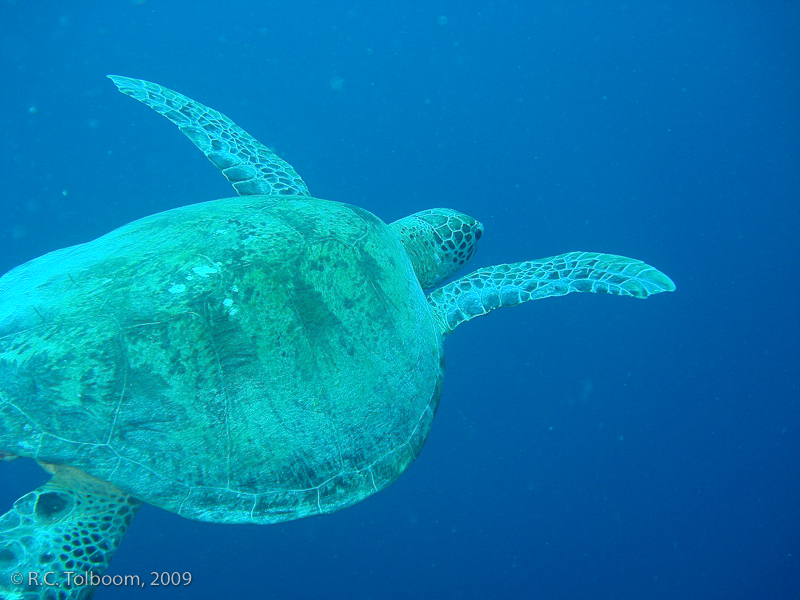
[{"left": 0, "top": 76, "right": 674, "bottom": 599}]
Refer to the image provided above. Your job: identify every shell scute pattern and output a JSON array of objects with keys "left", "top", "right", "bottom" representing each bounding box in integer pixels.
[{"left": 0, "top": 195, "right": 443, "bottom": 524}]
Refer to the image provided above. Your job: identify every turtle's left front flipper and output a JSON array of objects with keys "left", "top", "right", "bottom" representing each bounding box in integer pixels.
[
  {"left": 108, "top": 75, "right": 310, "bottom": 198},
  {"left": 428, "top": 251, "right": 675, "bottom": 334},
  {"left": 0, "top": 466, "right": 142, "bottom": 599}
]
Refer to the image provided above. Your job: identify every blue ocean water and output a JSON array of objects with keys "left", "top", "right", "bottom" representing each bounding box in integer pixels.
[{"left": 1, "top": 1, "right": 797, "bottom": 599}]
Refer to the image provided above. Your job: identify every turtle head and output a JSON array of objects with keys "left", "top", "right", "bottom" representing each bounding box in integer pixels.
[{"left": 389, "top": 208, "right": 484, "bottom": 290}]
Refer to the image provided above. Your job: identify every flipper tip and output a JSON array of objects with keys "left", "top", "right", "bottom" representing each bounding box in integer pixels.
[{"left": 643, "top": 268, "right": 676, "bottom": 294}]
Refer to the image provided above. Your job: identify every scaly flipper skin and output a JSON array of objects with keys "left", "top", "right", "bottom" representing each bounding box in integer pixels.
[
  {"left": 0, "top": 467, "right": 141, "bottom": 600},
  {"left": 427, "top": 251, "right": 676, "bottom": 334},
  {"left": 108, "top": 75, "right": 310, "bottom": 197}
]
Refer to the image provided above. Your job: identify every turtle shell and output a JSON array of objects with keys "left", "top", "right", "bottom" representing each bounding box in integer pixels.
[{"left": 0, "top": 196, "right": 444, "bottom": 524}]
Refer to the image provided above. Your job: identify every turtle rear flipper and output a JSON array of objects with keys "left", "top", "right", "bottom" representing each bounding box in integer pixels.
[{"left": 0, "top": 466, "right": 141, "bottom": 599}]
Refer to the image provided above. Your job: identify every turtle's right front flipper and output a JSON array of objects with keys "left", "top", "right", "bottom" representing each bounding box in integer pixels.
[
  {"left": 427, "top": 251, "right": 675, "bottom": 334},
  {"left": 0, "top": 466, "right": 141, "bottom": 599},
  {"left": 108, "top": 75, "right": 310, "bottom": 198}
]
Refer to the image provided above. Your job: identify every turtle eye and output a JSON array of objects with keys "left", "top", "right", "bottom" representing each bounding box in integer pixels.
[{"left": 475, "top": 225, "right": 483, "bottom": 241}]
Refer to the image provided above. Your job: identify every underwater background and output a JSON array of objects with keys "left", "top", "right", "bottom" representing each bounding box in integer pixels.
[{"left": 0, "top": 1, "right": 797, "bottom": 599}]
